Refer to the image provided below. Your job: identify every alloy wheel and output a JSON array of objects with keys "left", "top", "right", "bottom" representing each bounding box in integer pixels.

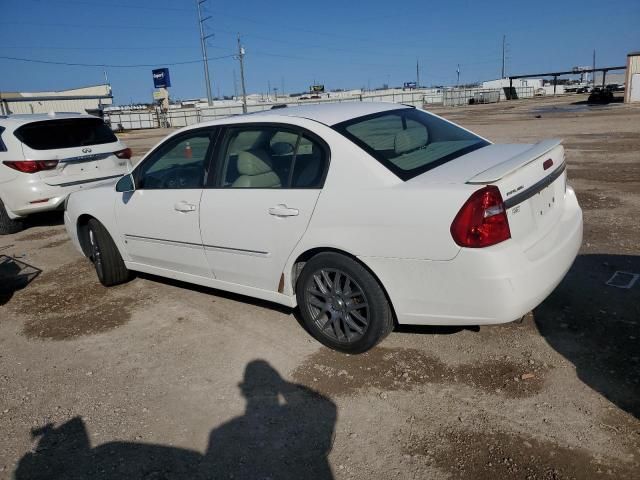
[
  {"left": 88, "top": 228, "right": 104, "bottom": 280},
  {"left": 304, "top": 268, "right": 369, "bottom": 343}
]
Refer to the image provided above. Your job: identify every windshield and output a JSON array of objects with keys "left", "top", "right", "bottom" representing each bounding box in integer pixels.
[{"left": 334, "top": 108, "right": 489, "bottom": 180}]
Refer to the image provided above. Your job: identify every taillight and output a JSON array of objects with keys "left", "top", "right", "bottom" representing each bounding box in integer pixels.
[
  {"left": 114, "top": 147, "right": 132, "bottom": 160},
  {"left": 450, "top": 185, "right": 511, "bottom": 248},
  {"left": 2, "top": 160, "right": 59, "bottom": 174}
]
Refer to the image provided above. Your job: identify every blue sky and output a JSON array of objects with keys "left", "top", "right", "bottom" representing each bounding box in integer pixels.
[{"left": 1, "top": 0, "right": 638, "bottom": 104}]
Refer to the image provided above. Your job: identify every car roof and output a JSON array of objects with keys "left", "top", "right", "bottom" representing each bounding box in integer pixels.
[
  {"left": 247, "top": 101, "right": 411, "bottom": 126},
  {"left": 0, "top": 112, "right": 93, "bottom": 127}
]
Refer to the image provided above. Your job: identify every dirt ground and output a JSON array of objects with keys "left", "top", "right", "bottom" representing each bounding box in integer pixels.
[{"left": 0, "top": 94, "right": 638, "bottom": 479}]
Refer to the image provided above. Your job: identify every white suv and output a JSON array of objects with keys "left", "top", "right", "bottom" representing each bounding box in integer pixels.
[{"left": 0, "top": 113, "right": 132, "bottom": 234}]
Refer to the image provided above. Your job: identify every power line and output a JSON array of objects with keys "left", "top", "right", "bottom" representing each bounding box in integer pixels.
[
  {"left": 0, "top": 21, "right": 191, "bottom": 31},
  {"left": 0, "top": 54, "right": 235, "bottom": 68},
  {"left": 14, "top": 0, "right": 193, "bottom": 12},
  {"left": 0, "top": 45, "right": 198, "bottom": 51}
]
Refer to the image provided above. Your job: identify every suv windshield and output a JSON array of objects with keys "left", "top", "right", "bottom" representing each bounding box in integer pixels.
[
  {"left": 14, "top": 118, "right": 117, "bottom": 150},
  {"left": 334, "top": 108, "right": 489, "bottom": 180}
]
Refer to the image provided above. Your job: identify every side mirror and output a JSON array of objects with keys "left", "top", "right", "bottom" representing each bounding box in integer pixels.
[{"left": 115, "top": 174, "right": 135, "bottom": 193}]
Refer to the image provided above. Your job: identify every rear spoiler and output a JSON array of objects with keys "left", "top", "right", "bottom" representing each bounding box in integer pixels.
[{"left": 467, "top": 139, "right": 563, "bottom": 184}]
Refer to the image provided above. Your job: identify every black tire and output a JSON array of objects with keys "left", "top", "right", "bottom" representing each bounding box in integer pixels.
[
  {"left": 296, "top": 252, "right": 394, "bottom": 354},
  {"left": 87, "top": 218, "right": 130, "bottom": 286},
  {"left": 0, "top": 198, "right": 24, "bottom": 235}
]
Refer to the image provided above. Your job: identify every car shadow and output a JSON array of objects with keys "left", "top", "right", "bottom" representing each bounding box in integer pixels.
[
  {"left": 394, "top": 324, "right": 479, "bottom": 335},
  {"left": 14, "top": 360, "right": 337, "bottom": 479},
  {"left": 135, "top": 272, "right": 294, "bottom": 316},
  {"left": 135, "top": 272, "right": 479, "bottom": 339},
  {"left": 23, "top": 211, "right": 65, "bottom": 229},
  {"left": 0, "top": 255, "right": 41, "bottom": 306},
  {"left": 533, "top": 254, "right": 640, "bottom": 418}
]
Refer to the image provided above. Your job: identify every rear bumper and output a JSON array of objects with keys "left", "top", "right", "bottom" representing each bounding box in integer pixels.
[
  {"left": 360, "top": 188, "right": 583, "bottom": 326},
  {"left": 1, "top": 174, "right": 122, "bottom": 218}
]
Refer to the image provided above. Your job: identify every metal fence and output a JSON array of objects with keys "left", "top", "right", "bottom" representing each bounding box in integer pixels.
[
  {"left": 105, "top": 90, "right": 432, "bottom": 131},
  {"left": 443, "top": 86, "right": 534, "bottom": 106},
  {"left": 104, "top": 87, "right": 534, "bottom": 131}
]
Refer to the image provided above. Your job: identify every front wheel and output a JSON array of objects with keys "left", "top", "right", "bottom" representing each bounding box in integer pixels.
[
  {"left": 296, "top": 252, "right": 394, "bottom": 353},
  {"left": 87, "top": 219, "right": 130, "bottom": 286}
]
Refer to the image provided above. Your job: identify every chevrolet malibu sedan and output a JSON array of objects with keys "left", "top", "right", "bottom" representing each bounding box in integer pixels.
[{"left": 64, "top": 102, "right": 582, "bottom": 353}]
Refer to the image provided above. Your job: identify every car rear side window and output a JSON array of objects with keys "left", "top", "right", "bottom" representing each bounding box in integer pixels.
[
  {"left": 334, "top": 108, "right": 489, "bottom": 181},
  {"left": 217, "top": 126, "right": 328, "bottom": 189},
  {"left": 14, "top": 118, "right": 117, "bottom": 150},
  {"left": 0, "top": 127, "right": 6, "bottom": 152}
]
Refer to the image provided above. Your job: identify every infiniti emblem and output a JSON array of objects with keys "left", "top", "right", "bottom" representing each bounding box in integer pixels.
[{"left": 82, "top": 147, "right": 92, "bottom": 153}]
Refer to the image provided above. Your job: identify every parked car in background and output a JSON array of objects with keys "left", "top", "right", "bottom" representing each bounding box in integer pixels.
[
  {"left": 64, "top": 102, "right": 582, "bottom": 353},
  {"left": 605, "top": 83, "right": 624, "bottom": 92},
  {"left": 588, "top": 87, "right": 614, "bottom": 103},
  {"left": 0, "top": 113, "right": 132, "bottom": 234}
]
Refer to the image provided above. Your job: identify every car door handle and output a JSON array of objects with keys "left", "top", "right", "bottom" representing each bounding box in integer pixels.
[
  {"left": 268, "top": 204, "right": 299, "bottom": 217},
  {"left": 174, "top": 201, "right": 197, "bottom": 213}
]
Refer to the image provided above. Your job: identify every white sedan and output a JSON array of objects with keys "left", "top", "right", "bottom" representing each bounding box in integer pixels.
[{"left": 64, "top": 102, "right": 582, "bottom": 353}]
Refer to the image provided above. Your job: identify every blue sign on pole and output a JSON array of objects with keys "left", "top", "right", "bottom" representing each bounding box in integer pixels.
[{"left": 152, "top": 68, "right": 171, "bottom": 88}]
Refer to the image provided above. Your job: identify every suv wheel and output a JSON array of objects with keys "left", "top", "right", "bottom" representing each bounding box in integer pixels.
[
  {"left": 296, "top": 252, "right": 394, "bottom": 353},
  {"left": 0, "top": 199, "right": 24, "bottom": 235}
]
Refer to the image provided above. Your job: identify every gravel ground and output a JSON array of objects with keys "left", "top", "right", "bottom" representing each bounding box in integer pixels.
[{"left": 0, "top": 94, "right": 638, "bottom": 479}]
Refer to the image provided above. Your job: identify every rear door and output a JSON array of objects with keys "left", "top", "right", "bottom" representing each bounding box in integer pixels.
[
  {"left": 115, "top": 128, "right": 216, "bottom": 278},
  {"left": 199, "top": 124, "right": 328, "bottom": 291},
  {"left": 15, "top": 117, "right": 130, "bottom": 187}
]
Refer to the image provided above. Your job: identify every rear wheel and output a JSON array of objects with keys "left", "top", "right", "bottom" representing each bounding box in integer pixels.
[
  {"left": 87, "top": 218, "right": 130, "bottom": 286},
  {"left": 0, "top": 199, "right": 24, "bottom": 235},
  {"left": 296, "top": 252, "right": 394, "bottom": 353}
]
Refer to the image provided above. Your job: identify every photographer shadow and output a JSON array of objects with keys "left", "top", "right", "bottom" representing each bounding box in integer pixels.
[{"left": 15, "top": 360, "right": 337, "bottom": 479}]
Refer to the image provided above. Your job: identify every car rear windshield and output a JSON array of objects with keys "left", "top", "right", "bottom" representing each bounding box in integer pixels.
[
  {"left": 333, "top": 108, "right": 489, "bottom": 181},
  {"left": 14, "top": 118, "right": 117, "bottom": 150}
]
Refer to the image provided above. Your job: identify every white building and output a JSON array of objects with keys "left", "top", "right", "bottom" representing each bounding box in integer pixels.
[
  {"left": 625, "top": 51, "right": 640, "bottom": 103},
  {"left": 482, "top": 78, "right": 543, "bottom": 90},
  {"left": 0, "top": 84, "right": 113, "bottom": 115}
]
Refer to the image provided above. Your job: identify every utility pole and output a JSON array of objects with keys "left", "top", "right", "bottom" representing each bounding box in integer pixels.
[
  {"left": 233, "top": 69, "right": 238, "bottom": 98},
  {"left": 196, "top": 0, "right": 213, "bottom": 105},
  {"left": 501, "top": 34, "right": 506, "bottom": 78},
  {"left": 416, "top": 59, "right": 420, "bottom": 88},
  {"left": 592, "top": 49, "right": 596, "bottom": 86},
  {"left": 237, "top": 34, "right": 248, "bottom": 113},
  {"left": 457, "top": 64, "right": 460, "bottom": 87}
]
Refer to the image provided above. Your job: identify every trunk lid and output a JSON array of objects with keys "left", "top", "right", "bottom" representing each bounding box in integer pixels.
[
  {"left": 29, "top": 144, "right": 129, "bottom": 187},
  {"left": 15, "top": 117, "right": 130, "bottom": 186},
  {"left": 411, "top": 139, "right": 568, "bottom": 253}
]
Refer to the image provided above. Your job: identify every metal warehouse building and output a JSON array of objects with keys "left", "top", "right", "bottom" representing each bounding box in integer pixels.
[
  {"left": 625, "top": 51, "right": 640, "bottom": 103},
  {"left": 0, "top": 84, "right": 113, "bottom": 115}
]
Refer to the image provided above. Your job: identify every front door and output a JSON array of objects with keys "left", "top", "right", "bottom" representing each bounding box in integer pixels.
[
  {"left": 199, "top": 125, "right": 328, "bottom": 291},
  {"left": 115, "top": 128, "right": 216, "bottom": 278}
]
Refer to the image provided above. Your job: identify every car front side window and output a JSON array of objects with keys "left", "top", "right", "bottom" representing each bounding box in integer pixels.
[{"left": 136, "top": 130, "right": 213, "bottom": 190}]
